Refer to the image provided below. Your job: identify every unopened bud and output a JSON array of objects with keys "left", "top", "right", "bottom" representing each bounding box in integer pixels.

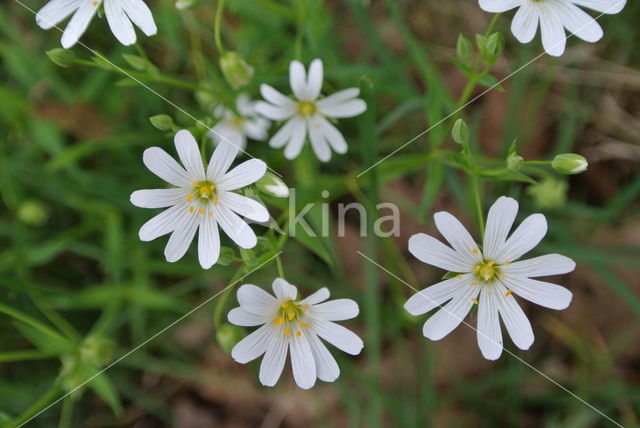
[
  {"left": 552, "top": 153, "right": 588, "bottom": 175},
  {"left": 220, "top": 52, "right": 254, "bottom": 89},
  {"left": 256, "top": 172, "right": 289, "bottom": 198},
  {"left": 46, "top": 48, "right": 76, "bottom": 67},
  {"left": 149, "top": 114, "right": 176, "bottom": 131},
  {"left": 452, "top": 119, "right": 469, "bottom": 145}
]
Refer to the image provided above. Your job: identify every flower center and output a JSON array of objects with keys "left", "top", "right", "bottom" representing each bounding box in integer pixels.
[
  {"left": 297, "top": 101, "right": 317, "bottom": 116},
  {"left": 230, "top": 115, "right": 245, "bottom": 128},
  {"left": 473, "top": 260, "right": 500, "bottom": 282},
  {"left": 273, "top": 300, "right": 310, "bottom": 337}
]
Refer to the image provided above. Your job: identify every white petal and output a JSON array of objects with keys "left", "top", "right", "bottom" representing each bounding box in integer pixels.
[
  {"left": 404, "top": 274, "right": 472, "bottom": 316},
  {"left": 210, "top": 125, "right": 246, "bottom": 152},
  {"left": 283, "top": 117, "right": 307, "bottom": 160},
  {"left": 259, "top": 330, "right": 288, "bottom": 387},
  {"left": 269, "top": 118, "right": 298, "bottom": 149},
  {"left": 36, "top": 0, "right": 83, "bottom": 30},
  {"left": 216, "top": 206, "right": 257, "bottom": 249},
  {"left": 289, "top": 333, "right": 317, "bottom": 390},
  {"left": 272, "top": 278, "right": 298, "bottom": 301},
  {"left": 408, "top": 233, "right": 475, "bottom": 273},
  {"left": 479, "top": 0, "right": 521, "bottom": 13},
  {"left": 143, "top": 147, "right": 191, "bottom": 187},
  {"left": 138, "top": 203, "right": 186, "bottom": 241},
  {"left": 255, "top": 101, "right": 295, "bottom": 121},
  {"left": 299, "top": 288, "right": 330, "bottom": 306},
  {"left": 316, "top": 116, "right": 348, "bottom": 154},
  {"left": 220, "top": 191, "right": 269, "bottom": 222},
  {"left": 305, "top": 58, "right": 324, "bottom": 100},
  {"left": 496, "top": 283, "right": 534, "bottom": 350},
  {"left": 60, "top": 0, "right": 101, "bottom": 48},
  {"left": 217, "top": 159, "right": 267, "bottom": 191},
  {"left": 570, "top": 0, "right": 626, "bottom": 14},
  {"left": 483, "top": 196, "right": 519, "bottom": 261},
  {"left": 558, "top": 1, "right": 603, "bottom": 42},
  {"left": 289, "top": 60, "right": 308, "bottom": 100},
  {"left": 237, "top": 284, "right": 278, "bottom": 315},
  {"left": 312, "top": 320, "right": 363, "bottom": 355},
  {"left": 104, "top": 0, "right": 136, "bottom": 46},
  {"left": 496, "top": 214, "right": 547, "bottom": 263},
  {"left": 305, "top": 332, "right": 340, "bottom": 382},
  {"left": 501, "top": 276, "right": 573, "bottom": 310},
  {"left": 501, "top": 254, "right": 575, "bottom": 277},
  {"left": 231, "top": 324, "right": 271, "bottom": 363},
  {"left": 511, "top": 1, "right": 540, "bottom": 43},
  {"left": 422, "top": 284, "right": 479, "bottom": 341},
  {"left": 477, "top": 287, "right": 503, "bottom": 360},
  {"left": 310, "top": 299, "right": 359, "bottom": 321},
  {"left": 197, "top": 216, "right": 220, "bottom": 269},
  {"left": 175, "top": 129, "right": 206, "bottom": 181},
  {"left": 130, "top": 188, "right": 188, "bottom": 208},
  {"left": 308, "top": 117, "right": 332, "bottom": 162},
  {"left": 317, "top": 99, "right": 367, "bottom": 118},
  {"left": 243, "top": 118, "right": 270, "bottom": 141},
  {"left": 260, "top": 84, "right": 297, "bottom": 109},
  {"left": 539, "top": 3, "right": 567, "bottom": 56},
  {"left": 434, "top": 211, "right": 482, "bottom": 264},
  {"left": 121, "top": 0, "right": 157, "bottom": 36},
  {"left": 164, "top": 209, "right": 199, "bottom": 262},
  {"left": 316, "top": 88, "right": 360, "bottom": 109},
  {"left": 206, "top": 140, "right": 239, "bottom": 182},
  {"left": 227, "top": 307, "right": 270, "bottom": 327}
]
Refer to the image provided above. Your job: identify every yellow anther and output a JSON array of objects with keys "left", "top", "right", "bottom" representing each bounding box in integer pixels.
[
  {"left": 188, "top": 206, "right": 195, "bottom": 213},
  {"left": 273, "top": 317, "right": 285, "bottom": 325},
  {"left": 471, "top": 298, "right": 479, "bottom": 305},
  {"left": 456, "top": 274, "right": 463, "bottom": 278},
  {"left": 298, "top": 321, "right": 310, "bottom": 328},
  {"left": 473, "top": 266, "right": 480, "bottom": 272},
  {"left": 470, "top": 281, "right": 478, "bottom": 286},
  {"left": 472, "top": 249, "right": 479, "bottom": 254},
  {"left": 212, "top": 196, "right": 220, "bottom": 205},
  {"left": 295, "top": 331, "right": 302, "bottom": 337},
  {"left": 503, "top": 261, "right": 511, "bottom": 265},
  {"left": 281, "top": 301, "right": 289, "bottom": 308},
  {"left": 488, "top": 291, "right": 494, "bottom": 296},
  {"left": 499, "top": 274, "right": 505, "bottom": 280},
  {"left": 208, "top": 212, "right": 213, "bottom": 216},
  {"left": 287, "top": 312, "right": 296, "bottom": 321},
  {"left": 185, "top": 194, "right": 193, "bottom": 202},
  {"left": 198, "top": 208, "right": 205, "bottom": 214},
  {"left": 191, "top": 181, "right": 198, "bottom": 186},
  {"left": 504, "top": 290, "right": 513, "bottom": 297},
  {"left": 487, "top": 261, "right": 495, "bottom": 267},
  {"left": 283, "top": 328, "right": 291, "bottom": 336}
]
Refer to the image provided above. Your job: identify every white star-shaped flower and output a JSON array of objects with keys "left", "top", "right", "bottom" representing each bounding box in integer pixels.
[
  {"left": 255, "top": 59, "right": 367, "bottom": 162},
  {"left": 36, "top": 0, "right": 157, "bottom": 49},
  {"left": 229, "top": 278, "right": 363, "bottom": 390},
  {"left": 209, "top": 94, "right": 270, "bottom": 153},
  {"left": 479, "top": 0, "right": 626, "bottom": 56},
  {"left": 130, "top": 130, "right": 269, "bottom": 269},
  {"left": 405, "top": 196, "right": 575, "bottom": 360}
]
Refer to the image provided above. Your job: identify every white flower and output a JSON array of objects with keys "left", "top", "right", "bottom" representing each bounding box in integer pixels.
[
  {"left": 255, "top": 59, "right": 367, "bottom": 162},
  {"left": 130, "top": 130, "right": 269, "bottom": 269},
  {"left": 479, "top": 0, "right": 626, "bottom": 56},
  {"left": 36, "top": 0, "right": 157, "bottom": 49},
  {"left": 229, "top": 278, "right": 363, "bottom": 390},
  {"left": 208, "top": 94, "right": 270, "bottom": 154},
  {"left": 404, "top": 196, "right": 575, "bottom": 360}
]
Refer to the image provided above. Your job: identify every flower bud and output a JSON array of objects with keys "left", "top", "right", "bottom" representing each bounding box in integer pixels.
[
  {"left": 219, "top": 52, "right": 254, "bottom": 89},
  {"left": 451, "top": 119, "right": 469, "bottom": 146},
  {"left": 527, "top": 178, "right": 568, "bottom": 210},
  {"left": 506, "top": 153, "right": 524, "bottom": 173},
  {"left": 256, "top": 172, "right": 289, "bottom": 198},
  {"left": 149, "top": 114, "right": 176, "bottom": 131},
  {"left": 552, "top": 153, "right": 588, "bottom": 175},
  {"left": 46, "top": 48, "right": 76, "bottom": 67}
]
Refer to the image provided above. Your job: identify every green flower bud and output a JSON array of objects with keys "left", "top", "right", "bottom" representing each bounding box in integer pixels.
[
  {"left": 215, "top": 324, "right": 244, "bottom": 353},
  {"left": 149, "top": 114, "right": 176, "bottom": 131},
  {"left": 452, "top": 119, "right": 469, "bottom": 145},
  {"left": 46, "top": 48, "right": 76, "bottom": 67},
  {"left": 456, "top": 34, "right": 473, "bottom": 61},
  {"left": 527, "top": 178, "right": 568, "bottom": 210},
  {"left": 219, "top": 51, "right": 254, "bottom": 89},
  {"left": 552, "top": 153, "right": 588, "bottom": 175},
  {"left": 506, "top": 153, "right": 524, "bottom": 173},
  {"left": 256, "top": 172, "right": 289, "bottom": 198}
]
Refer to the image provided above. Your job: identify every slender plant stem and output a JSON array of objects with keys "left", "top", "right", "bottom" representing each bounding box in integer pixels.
[
  {"left": 13, "top": 381, "right": 62, "bottom": 426},
  {"left": 275, "top": 255, "right": 285, "bottom": 279},
  {"left": 525, "top": 160, "right": 552, "bottom": 165},
  {"left": 214, "top": 0, "right": 226, "bottom": 55},
  {"left": 470, "top": 174, "right": 485, "bottom": 238},
  {"left": 59, "top": 396, "right": 74, "bottom": 428}
]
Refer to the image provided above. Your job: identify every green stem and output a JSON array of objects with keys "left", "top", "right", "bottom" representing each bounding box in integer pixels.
[
  {"left": 524, "top": 160, "right": 552, "bottom": 165},
  {"left": 275, "top": 255, "right": 285, "bottom": 279},
  {"left": 0, "top": 350, "right": 58, "bottom": 363},
  {"left": 470, "top": 174, "right": 485, "bottom": 238},
  {"left": 59, "top": 397, "right": 74, "bottom": 428},
  {"left": 12, "top": 381, "right": 62, "bottom": 426},
  {"left": 214, "top": 0, "right": 226, "bottom": 55}
]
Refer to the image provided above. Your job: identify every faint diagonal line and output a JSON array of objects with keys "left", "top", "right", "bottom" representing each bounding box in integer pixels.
[
  {"left": 16, "top": 251, "right": 283, "bottom": 427},
  {"left": 12, "top": 0, "right": 282, "bottom": 177},
  {"left": 357, "top": 251, "right": 623, "bottom": 428},
  {"left": 357, "top": 1, "right": 625, "bottom": 178}
]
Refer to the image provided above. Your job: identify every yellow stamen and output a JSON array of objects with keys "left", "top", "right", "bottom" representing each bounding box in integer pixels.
[
  {"left": 298, "top": 321, "right": 310, "bottom": 328},
  {"left": 504, "top": 290, "right": 513, "bottom": 297},
  {"left": 472, "top": 249, "right": 479, "bottom": 254},
  {"left": 198, "top": 208, "right": 205, "bottom": 214},
  {"left": 471, "top": 298, "right": 479, "bottom": 304},
  {"left": 456, "top": 274, "right": 463, "bottom": 278},
  {"left": 188, "top": 206, "right": 195, "bottom": 213},
  {"left": 287, "top": 312, "right": 296, "bottom": 321},
  {"left": 470, "top": 281, "right": 478, "bottom": 286},
  {"left": 499, "top": 274, "right": 505, "bottom": 280},
  {"left": 488, "top": 291, "right": 494, "bottom": 296},
  {"left": 283, "top": 328, "right": 291, "bottom": 336},
  {"left": 273, "top": 317, "right": 285, "bottom": 325},
  {"left": 295, "top": 331, "right": 301, "bottom": 337}
]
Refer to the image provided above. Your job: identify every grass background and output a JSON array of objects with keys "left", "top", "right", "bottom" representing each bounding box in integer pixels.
[{"left": 1, "top": 0, "right": 639, "bottom": 426}]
